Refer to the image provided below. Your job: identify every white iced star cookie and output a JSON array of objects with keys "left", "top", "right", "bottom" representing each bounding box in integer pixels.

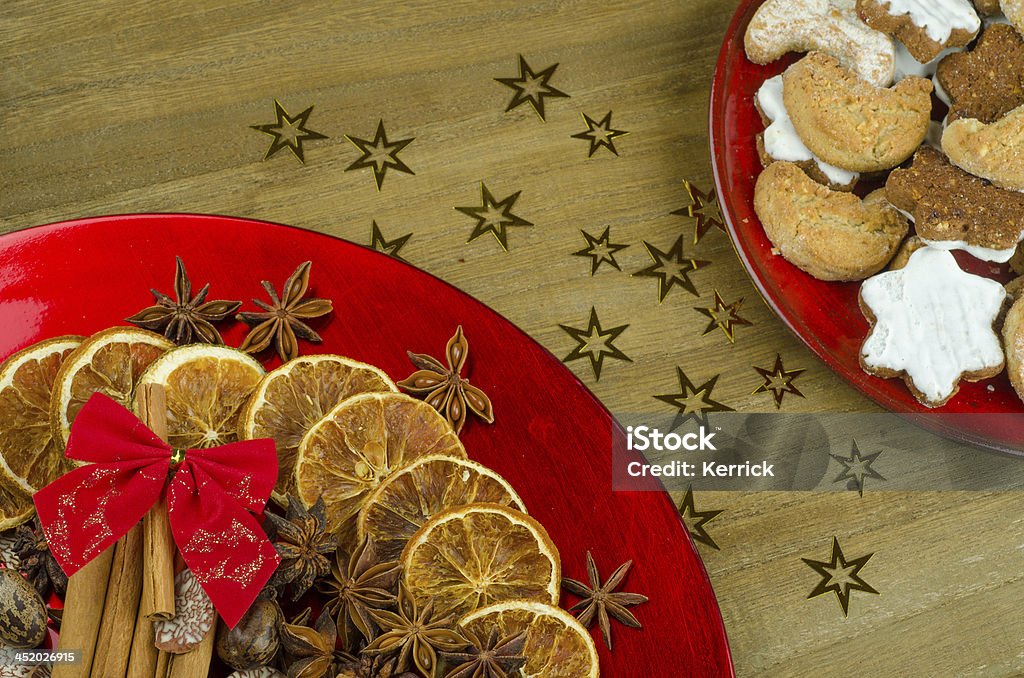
[{"left": 860, "top": 247, "right": 1006, "bottom": 406}]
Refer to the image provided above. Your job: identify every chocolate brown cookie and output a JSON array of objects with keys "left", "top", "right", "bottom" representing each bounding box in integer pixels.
[
  {"left": 858, "top": 0, "right": 981, "bottom": 63},
  {"left": 937, "top": 24, "right": 1024, "bottom": 123},
  {"left": 886, "top": 146, "right": 1024, "bottom": 250}
]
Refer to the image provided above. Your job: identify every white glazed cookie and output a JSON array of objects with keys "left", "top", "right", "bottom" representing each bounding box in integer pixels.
[
  {"left": 942, "top": 103, "right": 1024, "bottom": 192},
  {"left": 755, "top": 75, "right": 860, "bottom": 189},
  {"left": 859, "top": 247, "right": 1006, "bottom": 407},
  {"left": 858, "top": 0, "right": 981, "bottom": 63},
  {"left": 745, "top": 0, "right": 896, "bottom": 87}
]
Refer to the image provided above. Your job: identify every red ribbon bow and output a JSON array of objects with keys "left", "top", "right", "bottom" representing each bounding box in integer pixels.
[{"left": 34, "top": 394, "right": 281, "bottom": 628}]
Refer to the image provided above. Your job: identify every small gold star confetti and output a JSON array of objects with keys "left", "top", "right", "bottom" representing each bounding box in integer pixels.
[
  {"left": 671, "top": 180, "right": 725, "bottom": 245},
  {"left": 369, "top": 221, "right": 412, "bottom": 261},
  {"left": 695, "top": 290, "right": 752, "bottom": 343},
  {"left": 655, "top": 367, "right": 734, "bottom": 429},
  {"left": 344, "top": 120, "right": 414, "bottom": 190},
  {"left": 495, "top": 54, "right": 570, "bottom": 121},
  {"left": 632, "top": 235, "right": 710, "bottom": 302},
  {"left": 457, "top": 183, "right": 533, "bottom": 252},
  {"left": 831, "top": 441, "right": 885, "bottom": 497},
  {"left": 571, "top": 111, "right": 628, "bottom": 156},
  {"left": 250, "top": 100, "right": 328, "bottom": 163},
  {"left": 753, "top": 354, "right": 806, "bottom": 409},
  {"left": 677, "top": 486, "right": 723, "bottom": 550},
  {"left": 572, "top": 227, "right": 629, "bottom": 275},
  {"left": 802, "top": 537, "right": 879, "bottom": 616},
  {"left": 559, "top": 307, "right": 631, "bottom": 381}
]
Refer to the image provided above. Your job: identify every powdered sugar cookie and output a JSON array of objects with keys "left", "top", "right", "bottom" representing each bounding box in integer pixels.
[
  {"left": 943, "top": 103, "right": 1024, "bottom": 192},
  {"left": 783, "top": 52, "right": 933, "bottom": 173},
  {"left": 1002, "top": 295, "right": 1024, "bottom": 402},
  {"left": 860, "top": 247, "right": 1006, "bottom": 407},
  {"left": 858, "top": 0, "right": 981, "bottom": 63},
  {"left": 1003, "top": 0, "right": 1024, "bottom": 33},
  {"left": 754, "top": 161, "right": 908, "bottom": 280},
  {"left": 755, "top": 75, "right": 859, "bottom": 190},
  {"left": 745, "top": 0, "right": 896, "bottom": 87}
]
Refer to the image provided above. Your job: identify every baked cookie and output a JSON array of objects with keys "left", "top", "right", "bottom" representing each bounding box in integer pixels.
[
  {"left": 1004, "top": 0, "right": 1024, "bottom": 34},
  {"left": 886, "top": 146, "right": 1024, "bottom": 261},
  {"left": 857, "top": 0, "right": 981, "bottom": 63},
  {"left": 754, "top": 161, "right": 908, "bottom": 280},
  {"left": 783, "top": 52, "right": 933, "bottom": 172},
  {"left": 894, "top": 42, "right": 961, "bottom": 81},
  {"left": 887, "top": 235, "right": 927, "bottom": 269},
  {"left": 755, "top": 75, "right": 859, "bottom": 190},
  {"left": 1002, "top": 294, "right": 1024, "bottom": 402},
  {"left": 975, "top": 0, "right": 1002, "bottom": 14},
  {"left": 943, "top": 103, "right": 1024, "bottom": 192},
  {"left": 745, "top": 0, "right": 896, "bottom": 86},
  {"left": 860, "top": 247, "right": 1006, "bottom": 407},
  {"left": 936, "top": 24, "right": 1024, "bottom": 123}
]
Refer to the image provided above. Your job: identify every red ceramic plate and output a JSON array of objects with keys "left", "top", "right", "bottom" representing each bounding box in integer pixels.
[
  {"left": 710, "top": 0, "right": 1024, "bottom": 454},
  {"left": 0, "top": 214, "right": 733, "bottom": 677}
]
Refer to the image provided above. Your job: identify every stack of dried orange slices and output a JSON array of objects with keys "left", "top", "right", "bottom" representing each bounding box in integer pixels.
[{"left": 0, "top": 325, "right": 602, "bottom": 677}]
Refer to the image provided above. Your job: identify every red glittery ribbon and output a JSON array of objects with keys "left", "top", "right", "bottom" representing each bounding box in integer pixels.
[{"left": 34, "top": 393, "right": 281, "bottom": 628}]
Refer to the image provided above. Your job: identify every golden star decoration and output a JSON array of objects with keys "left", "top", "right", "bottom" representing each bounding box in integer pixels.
[
  {"left": 250, "top": 100, "right": 328, "bottom": 163},
  {"left": 571, "top": 111, "right": 628, "bottom": 156},
  {"left": 572, "top": 227, "right": 629, "bottom": 275},
  {"left": 695, "top": 290, "right": 752, "bottom": 344},
  {"left": 344, "top": 120, "right": 414, "bottom": 190},
  {"left": 456, "top": 183, "right": 533, "bottom": 252},
  {"left": 671, "top": 180, "right": 725, "bottom": 245},
  {"left": 677, "top": 486, "right": 723, "bottom": 551},
  {"left": 369, "top": 221, "right": 412, "bottom": 261},
  {"left": 831, "top": 441, "right": 885, "bottom": 497},
  {"left": 494, "top": 54, "right": 570, "bottom": 121},
  {"left": 559, "top": 307, "right": 631, "bottom": 381},
  {"left": 802, "top": 537, "right": 879, "bottom": 617},
  {"left": 655, "top": 367, "right": 734, "bottom": 429},
  {"left": 633, "top": 235, "right": 710, "bottom": 302},
  {"left": 753, "top": 354, "right": 806, "bottom": 409}
]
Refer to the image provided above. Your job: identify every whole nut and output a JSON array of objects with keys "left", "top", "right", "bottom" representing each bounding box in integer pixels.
[
  {"left": 215, "top": 597, "right": 282, "bottom": 671},
  {"left": 0, "top": 568, "right": 47, "bottom": 648}
]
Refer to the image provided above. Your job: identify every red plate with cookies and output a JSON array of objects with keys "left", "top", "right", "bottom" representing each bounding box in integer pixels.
[{"left": 711, "top": 0, "right": 1024, "bottom": 453}]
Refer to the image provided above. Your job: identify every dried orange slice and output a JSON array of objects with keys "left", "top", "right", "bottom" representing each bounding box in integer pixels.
[
  {"left": 136, "top": 345, "right": 264, "bottom": 449},
  {"left": 358, "top": 454, "right": 526, "bottom": 562},
  {"left": 238, "top": 355, "right": 397, "bottom": 497},
  {"left": 460, "top": 600, "right": 600, "bottom": 678},
  {"left": 0, "top": 336, "right": 83, "bottom": 496},
  {"left": 400, "top": 503, "right": 560, "bottom": 619},
  {"left": 51, "top": 327, "right": 173, "bottom": 446},
  {"left": 0, "top": 484, "right": 34, "bottom": 530},
  {"left": 294, "top": 392, "right": 465, "bottom": 536}
]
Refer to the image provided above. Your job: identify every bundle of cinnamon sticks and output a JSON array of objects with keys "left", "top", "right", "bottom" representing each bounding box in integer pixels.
[{"left": 53, "top": 385, "right": 215, "bottom": 678}]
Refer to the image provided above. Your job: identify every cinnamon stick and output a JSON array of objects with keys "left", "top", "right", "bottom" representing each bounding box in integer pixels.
[
  {"left": 136, "top": 384, "right": 175, "bottom": 621},
  {"left": 125, "top": 604, "right": 158, "bottom": 678},
  {"left": 90, "top": 523, "right": 144, "bottom": 677},
  {"left": 51, "top": 546, "right": 115, "bottom": 678},
  {"left": 163, "top": 628, "right": 215, "bottom": 678}
]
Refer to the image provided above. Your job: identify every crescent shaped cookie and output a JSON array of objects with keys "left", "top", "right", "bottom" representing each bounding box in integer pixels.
[
  {"left": 745, "top": 0, "right": 896, "bottom": 87},
  {"left": 1003, "top": 0, "right": 1024, "bottom": 35},
  {"left": 1003, "top": 294, "right": 1024, "bottom": 403},
  {"left": 857, "top": 0, "right": 981, "bottom": 63},
  {"left": 942, "top": 104, "right": 1024, "bottom": 192},
  {"left": 783, "top": 52, "right": 933, "bottom": 173},
  {"left": 753, "top": 161, "right": 908, "bottom": 281},
  {"left": 860, "top": 247, "right": 1006, "bottom": 407}
]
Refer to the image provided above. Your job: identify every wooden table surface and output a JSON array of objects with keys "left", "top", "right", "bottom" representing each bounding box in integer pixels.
[{"left": 2, "top": 1, "right": 1022, "bottom": 675}]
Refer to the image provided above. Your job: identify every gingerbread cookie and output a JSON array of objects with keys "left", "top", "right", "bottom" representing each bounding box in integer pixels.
[
  {"left": 860, "top": 247, "right": 1006, "bottom": 407},
  {"left": 1004, "top": 0, "right": 1024, "bottom": 34},
  {"left": 783, "top": 52, "right": 932, "bottom": 172},
  {"left": 745, "top": 0, "right": 896, "bottom": 87},
  {"left": 936, "top": 24, "right": 1024, "bottom": 123},
  {"left": 857, "top": 0, "right": 981, "bottom": 63},
  {"left": 943, "top": 103, "right": 1024, "bottom": 192},
  {"left": 755, "top": 75, "right": 859, "bottom": 190},
  {"left": 886, "top": 147, "right": 1024, "bottom": 261},
  {"left": 754, "top": 161, "right": 908, "bottom": 280}
]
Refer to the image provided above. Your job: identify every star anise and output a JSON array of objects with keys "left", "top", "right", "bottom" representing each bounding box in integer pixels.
[
  {"left": 265, "top": 495, "right": 338, "bottom": 602},
  {"left": 237, "top": 261, "right": 333, "bottom": 362},
  {"left": 14, "top": 518, "right": 67, "bottom": 598},
  {"left": 397, "top": 326, "right": 494, "bottom": 434},
  {"left": 281, "top": 608, "right": 341, "bottom": 678},
  {"left": 561, "top": 551, "right": 648, "bottom": 651},
  {"left": 126, "top": 256, "right": 242, "bottom": 345},
  {"left": 318, "top": 537, "right": 400, "bottom": 652},
  {"left": 363, "top": 584, "right": 468, "bottom": 676},
  {"left": 441, "top": 627, "right": 527, "bottom": 678}
]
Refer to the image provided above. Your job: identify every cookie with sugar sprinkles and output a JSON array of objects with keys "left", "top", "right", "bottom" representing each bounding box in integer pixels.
[{"left": 859, "top": 247, "right": 1006, "bottom": 407}]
